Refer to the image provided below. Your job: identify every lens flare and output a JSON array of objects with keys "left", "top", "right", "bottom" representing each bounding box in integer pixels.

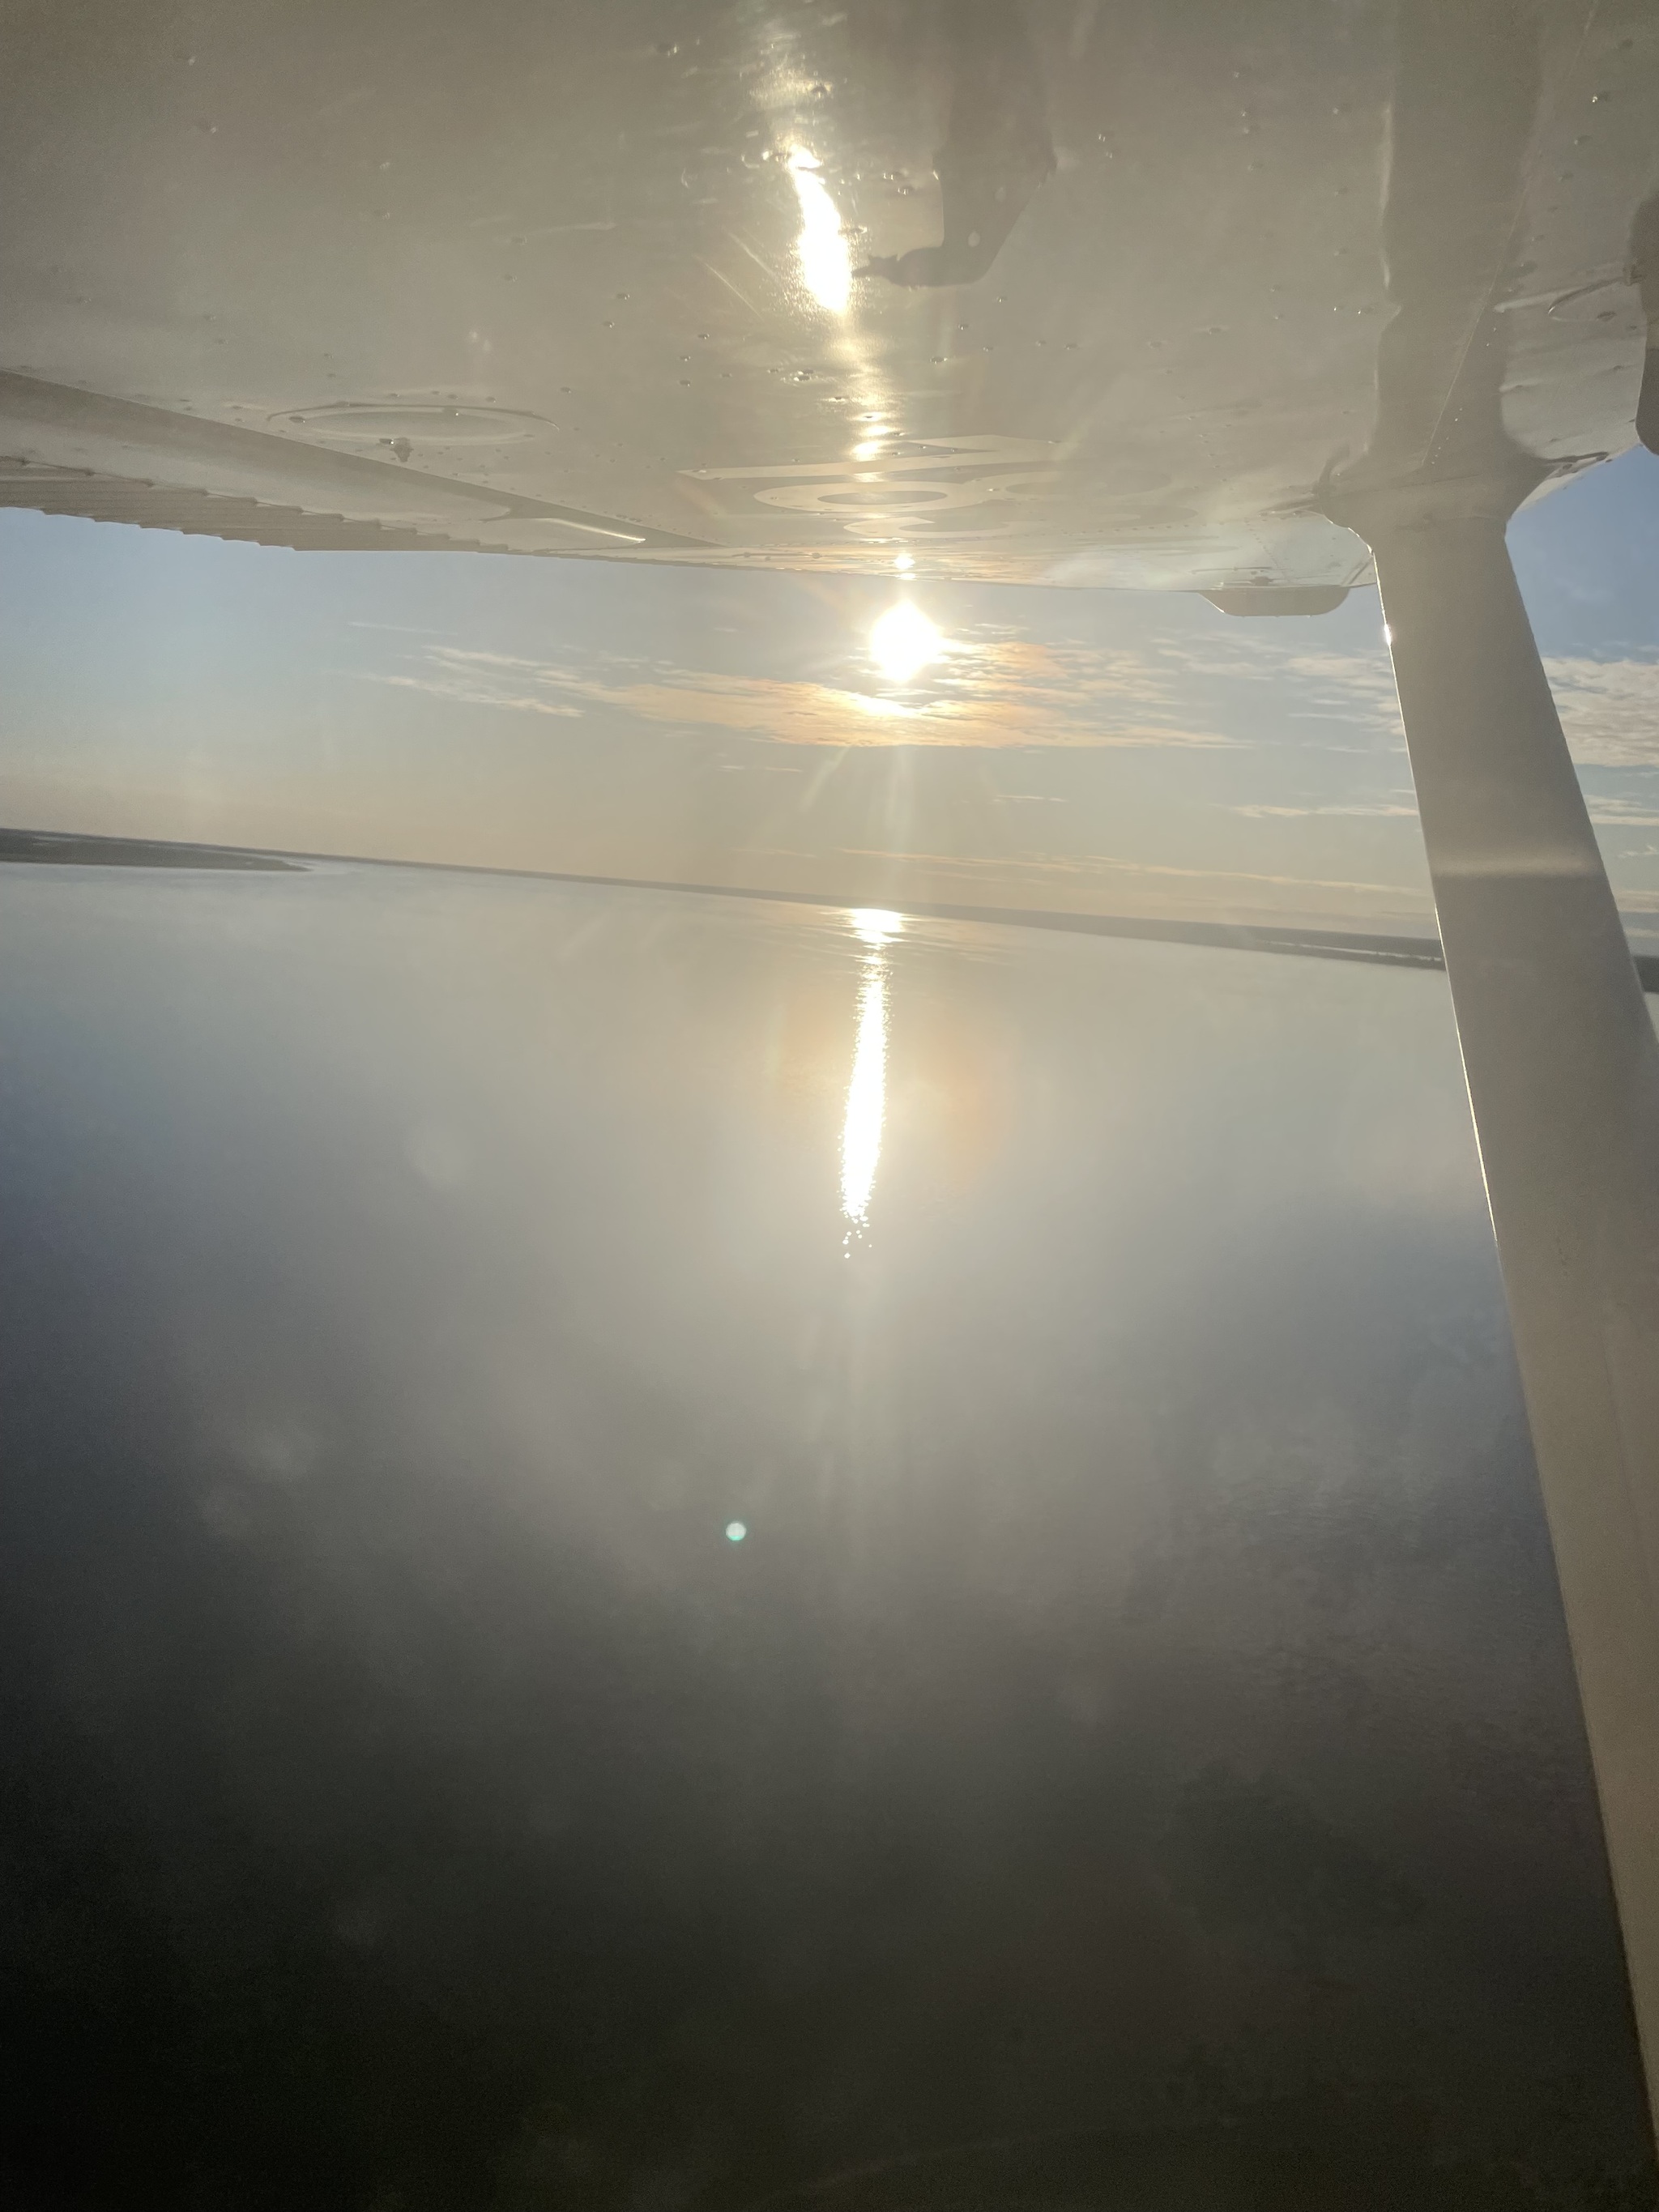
[{"left": 870, "top": 602, "right": 940, "bottom": 683}]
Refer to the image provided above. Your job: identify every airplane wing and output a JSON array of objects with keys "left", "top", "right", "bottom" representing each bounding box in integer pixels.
[{"left": 2, "top": 0, "right": 1653, "bottom": 595}]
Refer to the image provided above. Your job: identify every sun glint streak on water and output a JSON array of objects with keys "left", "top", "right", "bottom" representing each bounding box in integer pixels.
[{"left": 841, "top": 912, "right": 900, "bottom": 1232}]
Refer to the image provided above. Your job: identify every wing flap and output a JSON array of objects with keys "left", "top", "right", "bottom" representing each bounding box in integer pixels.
[{"left": 0, "top": 373, "right": 710, "bottom": 554}]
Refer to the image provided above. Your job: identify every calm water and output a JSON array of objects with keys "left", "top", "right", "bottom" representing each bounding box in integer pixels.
[{"left": 0, "top": 863, "right": 1648, "bottom": 2210}]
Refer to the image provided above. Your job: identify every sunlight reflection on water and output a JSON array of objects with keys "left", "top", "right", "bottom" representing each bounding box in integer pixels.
[{"left": 841, "top": 910, "right": 902, "bottom": 1234}]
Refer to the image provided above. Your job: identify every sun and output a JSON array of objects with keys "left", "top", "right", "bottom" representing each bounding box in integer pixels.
[{"left": 870, "top": 602, "right": 941, "bottom": 684}]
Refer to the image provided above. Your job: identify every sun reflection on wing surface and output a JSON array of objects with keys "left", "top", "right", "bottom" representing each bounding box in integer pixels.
[
  {"left": 788, "top": 150, "right": 851, "bottom": 315},
  {"left": 841, "top": 911, "right": 902, "bottom": 1235}
]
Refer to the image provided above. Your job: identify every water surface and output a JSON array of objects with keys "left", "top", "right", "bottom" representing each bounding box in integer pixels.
[{"left": 0, "top": 863, "right": 1648, "bottom": 2210}]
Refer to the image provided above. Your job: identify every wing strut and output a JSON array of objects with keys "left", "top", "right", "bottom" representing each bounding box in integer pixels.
[{"left": 1359, "top": 488, "right": 1659, "bottom": 2120}]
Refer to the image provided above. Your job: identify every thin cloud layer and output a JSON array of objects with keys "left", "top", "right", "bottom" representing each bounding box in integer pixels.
[
  {"left": 357, "top": 630, "right": 1659, "bottom": 778},
  {"left": 1546, "top": 656, "right": 1659, "bottom": 767},
  {"left": 1206, "top": 640, "right": 1659, "bottom": 769},
  {"left": 359, "top": 638, "right": 1240, "bottom": 750},
  {"left": 1232, "top": 799, "right": 1419, "bottom": 820}
]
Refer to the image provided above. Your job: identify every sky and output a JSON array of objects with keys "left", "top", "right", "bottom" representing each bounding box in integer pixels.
[{"left": 2, "top": 444, "right": 1657, "bottom": 935}]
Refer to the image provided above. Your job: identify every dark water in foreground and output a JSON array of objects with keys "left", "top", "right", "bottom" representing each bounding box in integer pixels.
[{"left": 0, "top": 864, "right": 1650, "bottom": 2210}]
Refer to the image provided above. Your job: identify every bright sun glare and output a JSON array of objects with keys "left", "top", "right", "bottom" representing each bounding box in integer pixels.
[
  {"left": 788, "top": 150, "right": 851, "bottom": 315},
  {"left": 870, "top": 602, "right": 940, "bottom": 684}
]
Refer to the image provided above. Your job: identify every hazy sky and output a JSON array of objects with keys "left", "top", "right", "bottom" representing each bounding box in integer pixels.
[{"left": 2, "top": 445, "right": 1656, "bottom": 932}]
